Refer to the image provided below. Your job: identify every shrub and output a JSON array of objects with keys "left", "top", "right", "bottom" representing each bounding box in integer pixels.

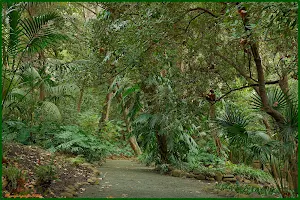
[
  {"left": 34, "top": 161, "right": 57, "bottom": 191},
  {"left": 216, "top": 182, "right": 280, "bottom": 196},
  {"left": 2, "top": 165, "right": 27, "bottom": 193},
  {"left": 226, "top": 162, "right": 273, "bottom": 183}
]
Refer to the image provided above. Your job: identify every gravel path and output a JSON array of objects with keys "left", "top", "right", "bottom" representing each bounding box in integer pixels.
[{"left": 78, "top": 159, "right": 224, "bottom": 198}]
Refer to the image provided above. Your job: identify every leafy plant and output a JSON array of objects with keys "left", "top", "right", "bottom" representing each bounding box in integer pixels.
[
  {"left": 2, "top": 165, "right": 27, "bottom": 193},
  {"left": 34, "top": 161, "right": 57, "bottom": 191},
  {"left": 216, "top": 182, "right": 280, "bottom": 196}
]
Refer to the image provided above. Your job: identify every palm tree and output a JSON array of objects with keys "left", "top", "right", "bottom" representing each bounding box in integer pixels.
[{"left": 217, "top": 88, "right": 298, "bottom": 198}]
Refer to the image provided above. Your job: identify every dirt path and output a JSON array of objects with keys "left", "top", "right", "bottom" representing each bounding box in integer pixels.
[{"left": 78, "top": 159, "right": 224, "bottom": 198}]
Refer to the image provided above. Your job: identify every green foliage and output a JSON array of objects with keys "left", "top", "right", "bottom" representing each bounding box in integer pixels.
[
  {"left": 34, "top": 161, "right": 57, "bottom": 190},
  {"left": 67, "top": 155, "right": 86, "bottom": 166},
  {"left": 2, "top": 165, "right": 27, "bottom": 193},
  {"left": 226, "top": 162, "right": 273, "bottom": 183},
  {"left": 52, "top": 125, "right": 107, "bottom": 162},
  {"left": 216, "top": 182, "right": 280, "bottom": 196}
]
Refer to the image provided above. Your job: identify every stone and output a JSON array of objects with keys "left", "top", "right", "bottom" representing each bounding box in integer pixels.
[
  {"left": 234, "top": 194, "right": 250, "bottom": 198},
  {"left": 223, "top": 174, "right": 235, "bottom": 178},
  {"left": 2, "top": 179, "right": 8, "bottom": 188},
  {"left": 186, "top": 173, "right": 196, "bottom": 179},
  {"left": 65, "top": 188, "right": 77, "bottom": 195},
  {"left": 171, "top": 169, "right": 184, "bottom": 177},
  {"left": 243, "top": 179, "right": 251, "bottom": 184},
  {"left": 192, "top": 169, "right": 202, "bottom": 175},
  {"left": 87, "top": 178, "right": 95, "bottom": 183},
  {"left": 222, "top": 177, "right": 237, "bottom": 182},
  {"left": 249, "top": 192, "right": 261, "bottom": 198},
  {"left": 214, "top": 172, "right": 223, "bottom": 182},
  {"left": 81, "top": 163, "right": 92, "bottom": 168},
  {"left": 206, "top": 177, "right": 215, "bottom": 181},
  {"left": 249, "top": 183, "right": 261, "bottom": 188},
  {"left": 93, "top": 169, "right": 101, "bottom": 176},
  {"left": 195, "top": 174, "right": 206, "bottom": 180},
  {"left": 60, "top": 192, "right": 73, "bottom": 198}
]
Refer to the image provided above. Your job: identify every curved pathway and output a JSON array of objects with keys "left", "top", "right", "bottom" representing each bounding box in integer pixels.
[{"left": 78, "top": 159, "right": 224, "bottom": 198}]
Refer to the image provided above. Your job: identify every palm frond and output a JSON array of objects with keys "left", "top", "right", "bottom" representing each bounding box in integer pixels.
[
  {"left": 19, "top": 12, "right": 67, "bottom": 53},
  {"left": 250, "top": 87, "right": 291, "bottom": 111}
]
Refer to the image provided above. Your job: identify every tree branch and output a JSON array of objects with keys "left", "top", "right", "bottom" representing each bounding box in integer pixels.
[
  {"left": 187, "top": 7, "right": 218, "bottom": 18},
  {"left": 214, "top": 80, "right": 280, "bottom": 103}
]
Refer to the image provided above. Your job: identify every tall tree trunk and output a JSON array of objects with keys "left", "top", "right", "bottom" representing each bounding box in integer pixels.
[
  {"left": 237, "top": 3, "right": 285, "bottom": 125},
  {"left": 279, "top": 75, "right": 289, "bottom": 95},
  {"left": 262, "top": 117, "right": 271, "bottom": 136},
  {"left": 209, "top": 103, "right": 222, "bottom": 156},
  {"left": 115, "top": 83, "right": 142, "bottom": 156},
  {"left": 155, "top": 132, "right": 168, "bottom": 164},
  {"left": 39, "top": 83, "right": 45, "bottom": 101},
  {"left": 77, "top": 87, "right": 84, "bottom": 112},
  {"left": 98, "top": 92, "right": 113, "bottom": 132}
]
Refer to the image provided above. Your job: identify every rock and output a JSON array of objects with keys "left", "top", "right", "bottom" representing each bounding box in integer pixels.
[
  {"left": 81, "top": 163, "right": 92, "bottom": 168},
  {"left": 80, "top": 182, "right": 89, "bottom": 185},
  {"left": 234, "top": 194, "right": 250, "bottom": 198},
  {"left": 249, "top": 183, "right": 261, "bottom": 188},
  {"left": 2, "top": 179, "right": 8, "bottom": 188},
  {"left": 206, "top": 177, "right": 215, "bottom": 181},
  {"left": 214, "top": 172, "right": 223, "bottom": 182},
  {"left": 223, "top": 174, "right": 235, "bottom": 178},
  {"left": 249, "top": 192, "right": 261, "bottom": 198},
  {"left": 195, "top": 174, "right": 206, "bottom": 180},
  {"left": 93, "top": 169, "right": 101, "bottom": 176},
  {"left": 94, "top": 179, "right": 100, "bottom": 185},
  {"left": 223, "top": 177, "right": 237, "bottom": 182},
  {"left": 65, "top": 187, "right": 77, "bottom": 195},
  {"left": 61, "top": 192, "right": 73, "bottom": 198},
  {"left": 186, "top": 173, "right": 196, "bottom": 179},
  {"left": 171, "top": 169, "right": 184, "bottom": 177},
  {"left": 87, "top": 177, "right": 98, "bottom": 185},
  {"left": 243, "top": 179, "right": 251, "bottom": 184},
  {"left": 67, "top": 185, "right": 76, "bottom": 191},
  {"left": 192, "top": 169, "right": 202, "bottom": 175}
]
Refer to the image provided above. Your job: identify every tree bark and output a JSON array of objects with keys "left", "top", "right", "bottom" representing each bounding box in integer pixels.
[
  {"left": 98, "top": 92, "right": 113, "bottom": 132},
  {"left": 209, "top": 103, "right": 222, "bottom": 156},
  {"left": 279, "top": 75, "right": 289, "bottom": 95},
  {"left": 77, "top": 87, "right": 84, "bottom": 112},
  {"left": 262, "top": 117, "right": 271, "bottom": 136},
  {"left": 155, "top": 132, "right": 168, "bottom": 164},
  {"left": 115, "top": 83, "right": 142, "bottom": 156}
]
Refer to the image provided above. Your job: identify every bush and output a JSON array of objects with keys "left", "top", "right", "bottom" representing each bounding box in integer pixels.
[
  {"left": 67, "top": 155, "right": 86, "bottom": 166},
  {"left": 216, "top": 182, "right": 280, "bottom": 196},
  {"left": 2, "top": 165, "right": 27, "bottom": 193},
  {"left": 226, "top": 162, "right": 273, "bottom": 183},
  {"left": 34, "top": 162, "right": 57, "bottom": 191}
]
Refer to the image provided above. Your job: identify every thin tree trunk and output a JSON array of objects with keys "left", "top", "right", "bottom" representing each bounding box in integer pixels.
[
  {"left": 237, "top": 3, "right": 285, "bottom": 125},
  {"left": 77, "top": 87, "right": 84, "bottom": 112},
  {"left": 98, "top": 92, "right": 113, "bottom": 131},
  {"left": 279, "top": 75, "right": 289, "bottom": 95},
  {"left": 262, "top": 117, "right": 271, "bottom": 136},
  {"left": 115, "top": 83, "right": 142, "bottom": 156},
  {"left": 209, "top": 103, "right": 222, "bottom": 156},
  {"left": 155, "top": 132, "right": 168, "bottom": 164}
]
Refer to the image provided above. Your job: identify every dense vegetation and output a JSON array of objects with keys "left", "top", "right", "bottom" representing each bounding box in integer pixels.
[{"left": 2, "top": 2, "right": 298, "bottom": 198}]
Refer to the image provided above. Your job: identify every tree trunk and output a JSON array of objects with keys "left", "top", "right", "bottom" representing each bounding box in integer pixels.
[
  {"left": 39, "top": 83, "right": 45, "bottom": 101},
  {"left": 77, "top": 87, "right": 84, "bottom": 112},
  {"left": 115, "top": 83, "right": 142, "bottom": 156},
  {"left": 237, "top": 3, "right": 285, "bottom": 125},
  {"left": 279, "top": 75, "right": 289, "bottom": 95},
  {"left": 155, "top": 132, "right": 168, "bottom": 164},
  {"left": 209, "top": 103, "right": 222, "bottom": 156},
  {"left": 262, "top": 117, "right": 271, "bottom": 136},
  {"left": 98, "top": 92, "right": 113, "bottom": 132}
]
